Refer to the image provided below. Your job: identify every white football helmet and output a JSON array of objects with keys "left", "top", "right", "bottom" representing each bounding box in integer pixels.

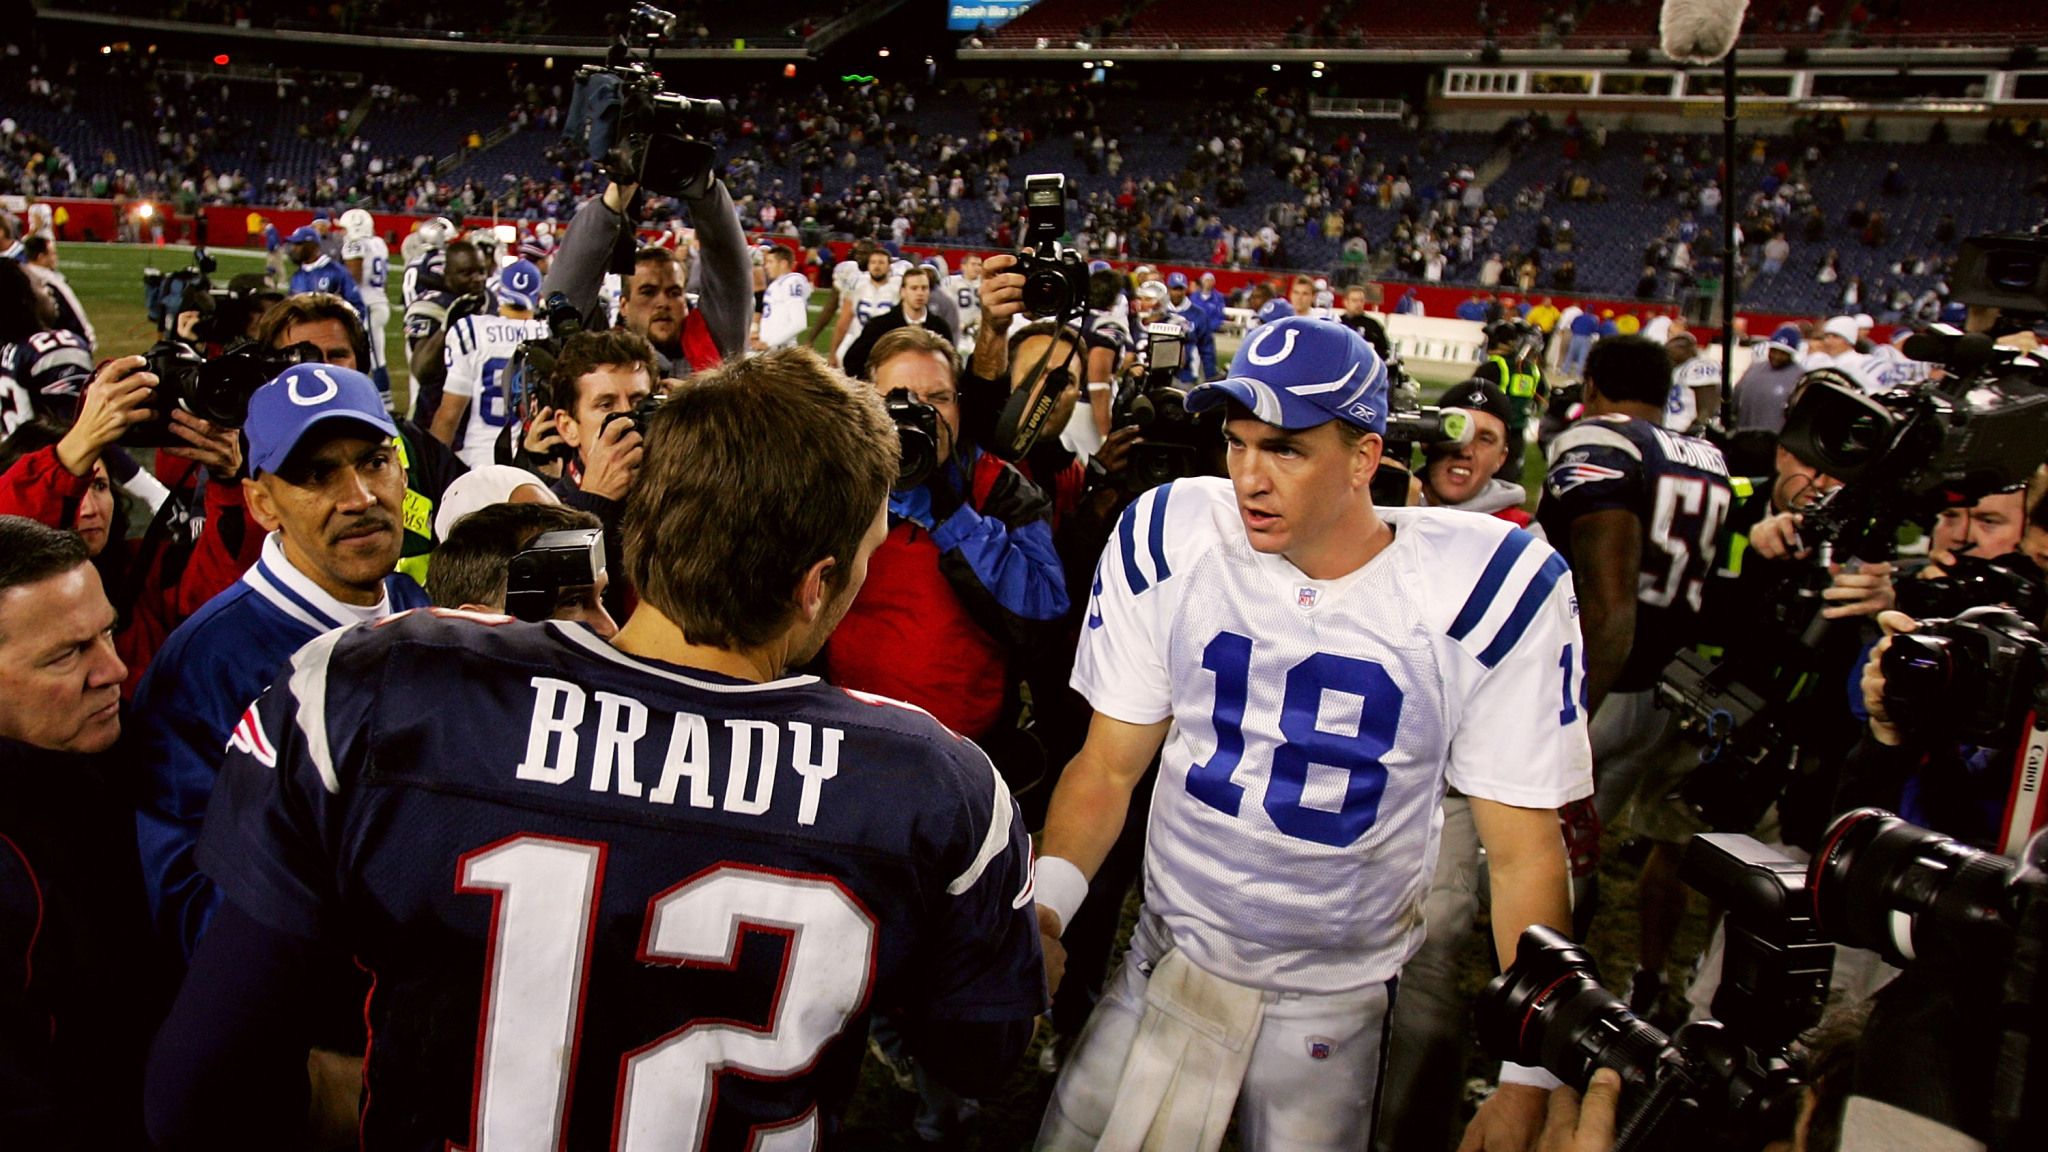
[
  {"left": 416, "top": 216, "right": 457, "bottom": 250},
  {"left": 339, "top": 208, "right": 374, "bottom": 241}
]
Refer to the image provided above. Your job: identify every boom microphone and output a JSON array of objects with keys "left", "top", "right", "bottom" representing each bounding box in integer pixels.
[{"left": 1660, "top": 0, "right": 1749, "bottom": 65}]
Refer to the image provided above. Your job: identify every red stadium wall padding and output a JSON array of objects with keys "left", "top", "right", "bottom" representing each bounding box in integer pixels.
[{"left": 26, "top": 196, "right": 1839, "bottom": 345}]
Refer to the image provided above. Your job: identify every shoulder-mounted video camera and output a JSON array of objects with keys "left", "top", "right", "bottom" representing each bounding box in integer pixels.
[
  {"left": 143, "top": 255, "right": 282, "bottom": 347},
  {"left": 568, "top": 4, "right": 723, "bottom": 198},
  {"left": 1110, "top": 323, "right": 1224, "bottom": 492},
  {"left": 1369, "top": 405, "right": 1474, "bottom": 507}
]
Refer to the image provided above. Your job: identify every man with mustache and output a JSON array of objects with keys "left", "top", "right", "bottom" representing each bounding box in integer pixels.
[{"left": 132, "top": 364, "right": 429, "bottom": 960}]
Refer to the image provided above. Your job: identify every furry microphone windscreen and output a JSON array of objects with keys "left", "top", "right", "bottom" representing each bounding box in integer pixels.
[{"left": 1660, "top": 0, "right": 1750, "bottom": 64}]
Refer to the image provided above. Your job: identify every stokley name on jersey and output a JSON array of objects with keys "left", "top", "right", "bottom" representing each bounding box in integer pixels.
[{"left": 514, "top": 676, "right": 840, "bottom": 825}]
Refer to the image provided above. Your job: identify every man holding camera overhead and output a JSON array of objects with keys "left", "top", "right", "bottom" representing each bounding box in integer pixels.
[{"left": 132, "top": 363, "right": 429, "bottom": 961}]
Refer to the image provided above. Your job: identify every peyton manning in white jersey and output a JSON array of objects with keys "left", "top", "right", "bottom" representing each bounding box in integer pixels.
[
  {"left": 431, "top": 259, "right": 548, "bottom": 470},
  {"left": 1032, "top": 317, "right": 1592, "bottom": 1152}
]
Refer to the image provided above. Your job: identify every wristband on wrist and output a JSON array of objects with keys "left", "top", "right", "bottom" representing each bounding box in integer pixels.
[
  {"left": 1499, "top": 1062, "right": 1565, "bottom": 1091},
  {"left": 1033, "top": 855, "right": 1088, "bottom": 937}
]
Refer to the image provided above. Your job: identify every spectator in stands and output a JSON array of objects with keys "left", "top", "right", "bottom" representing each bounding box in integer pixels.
[
  {"left": 1733, "top": 336, "right": 1804, "bottom": 434},
  {"left": 256, "top": 294, "right": 465, "bottom": 586},
  {"left": 823, "top": 327, "right": 1068, "bottom": 747},
  {"left": 542, "top": 179, "right": 750, "bottom": 375},
  {"left": 133, "top": 364, "right": 430, "bottom": 959},
  {"left": 0, "top": 516, "right": 162, "bottom": 1150},
  {"left": 842, "top": 265, "right": 953, "bottom": 382},
  {"left": 0, "top": 357, "right": 259, "bottom": 696},
  {"left": 425, "top": 501, "right": 615, "bottom": 637}
]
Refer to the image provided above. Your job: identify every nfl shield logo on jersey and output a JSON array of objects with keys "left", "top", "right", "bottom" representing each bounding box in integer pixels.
[
  {"left": 1307, "top": 1037, "right": 1334, "bottom": 1060},
  {"left": 1297, "top": 586, "right": 1319, "bottom": 610}
]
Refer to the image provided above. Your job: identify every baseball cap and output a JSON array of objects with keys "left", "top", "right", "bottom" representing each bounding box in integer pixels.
[
  {"left": 1436, "top": 378, "right": 1513, "bottom": 430},
  {"left": 1088, "top": 259, "right": 1111, "bottom": 273},
  {"left": 495, "top": 259, "right": 543, "bottom": 311},
  {"left": 1187, "top": 317, "right": 1389, "bottom": 434},
  {"left": 245, "top": 364, "right": 399, "bottom": 476},
  {"left": 285, "top": 225, "right": 320, "bottom": 244},
  {"left": 1200, "top": 271, "right": 1216, "bottom": 283},
  {"left": 435, "top": 464, "right": 561, "bottom": 541},
  {"left": 1135, "top": 281, "right": 1168, "bottom": 305},
  {"left": 1166, "top": 271, "right": 1189, "bottom": 288},
  {"left": 1823, "top": 316, "right": 1860, "bottom": 343},
  {"left": 1854, "top": 313, "right": 1874, "bottom": 329}
]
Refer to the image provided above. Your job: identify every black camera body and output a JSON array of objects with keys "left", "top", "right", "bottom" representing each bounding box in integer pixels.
[
  {"left": 127, "top": 340, "right": 315, "bottom": 447},
  {"left": 1014, "top": 174, "right": 1088, "bottom": 319},
  {"left": 886, "top": 391, "right": 943, "bottom": 490},
  {"left": 599, "top": 393, "right": 667, "bottom": 444},
  {"left": 505, "top": 528, "right": 607, "bottom": 623},
  {"left": 510, "top": 293, "right": 586, "bottom": 453},
  {"left": 1111, "top": 324, "right": 1224, "bottom": 493},
  {"left": 571, "top": 4, "right": 722, "bottom": 198},
  {"left": 1882, "top": 605, "right": 2048, "bottom": 745},
  {"left": 1897, "top": 552, "right": 2048, "bottom": 623},
  {"left": 1369, "top": 405, "right": 1475, "bottom": 507}
]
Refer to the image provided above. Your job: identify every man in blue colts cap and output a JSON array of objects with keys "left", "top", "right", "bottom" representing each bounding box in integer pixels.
[
  {"left": 1163, "top": 271, "right": 1215, "bottom": 384},
  {"left": 132, "top": 362, "right": 430, "bottom": 960},
  {"left": 432, "top": 258, "right": 550, "bottom": 470},
  {"left": 1031, "top": 316, "right": 1593, "bottom": 1152},
  {"left": 285, "top": 224, "right": 369, "bottom": 324}
]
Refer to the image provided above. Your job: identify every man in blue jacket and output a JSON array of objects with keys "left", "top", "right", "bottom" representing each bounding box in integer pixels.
[
  {"left": 1163, "top": 272, "right": 1214, "bottom": 383},
  {"left": 131, "top": 364, "right": 429, "bottom": 958},
  {"left": 285, "top": 226, "right": 367, "bottom": 325},
  {"left": 1190, "top": 271, "right": 1226, "bottom": 379}
]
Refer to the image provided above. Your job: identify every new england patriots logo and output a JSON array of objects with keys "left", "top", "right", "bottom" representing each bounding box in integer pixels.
[
  {"left": 1549, "top": 454, "right": 1628, "bottom": 495},
  {"left": 227, "top": 704, "right": 278, "bottom": 768}
]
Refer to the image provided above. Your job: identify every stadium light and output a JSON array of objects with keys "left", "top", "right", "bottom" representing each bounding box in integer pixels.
[
  {"left": 100, "top": 45, "right": 112, "bottom": 55},
  {"left": 1314, "top": 61, "right": 1326, "bottom": 69},
  {"left": 1312, "top": 69, "right": 1324, "bottom": 78},
  {"left": 1271, "top": 64, "right": 1282, "bottom": 72},
  {"left": 878, "top": 47, "right": 891, "bottom": 58},
  {"left": 137, "top": 203, "right": 155, "bottom": 220},
  {"left": 213, "top": 54, "right": 230, "bottom": 66},
  {"left": 1102, "top": 60, "right": 1114, "bottom": 67}
]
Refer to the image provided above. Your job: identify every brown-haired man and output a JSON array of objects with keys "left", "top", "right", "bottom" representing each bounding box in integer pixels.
[
  {"left": 148, "top": 346, "right": 1045, "bottom": 1150},
  {"left": 541, "top": 328, "right": 663, "bottom": 619}
]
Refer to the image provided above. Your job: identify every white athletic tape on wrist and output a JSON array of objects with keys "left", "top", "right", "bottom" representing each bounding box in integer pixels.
[
  {"left": 1033, "top": 855, "right": 1088, "bottom": 936},
  {"left": 1499, "top": 1062, "right": 1565, "bottom": 1091}
]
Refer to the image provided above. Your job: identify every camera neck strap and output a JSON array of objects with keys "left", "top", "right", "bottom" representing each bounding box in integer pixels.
[{"left": 2001, "top": 705, "right": 2048, "bottom": 858}]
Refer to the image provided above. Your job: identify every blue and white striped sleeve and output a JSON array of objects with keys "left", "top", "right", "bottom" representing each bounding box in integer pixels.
[{"left": 1070, "top": 483, "right": 1179, "bottom": 725}]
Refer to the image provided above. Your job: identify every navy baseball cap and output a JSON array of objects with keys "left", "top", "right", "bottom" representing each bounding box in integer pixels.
[
  {"left": 285, "top": 225, "right": 320, "bottom": 244},
  {"left": 1166, "top": 272, "right": 1189, "bottom": 288},
  {"left": 246, "top": 364, "right": 399, "bottom": 476},
  {"left": 1187, "top": 316, "right": 1389, "bottom": 434},
  {"left": 495, "top": 259, "right": 543, "bottom": 311},
  {"left": 1437, "top": 378, "right": 1514, "bottom": 430},
  {"left": 1088, "top": 260, "right": 1111, "bottom": 273}
]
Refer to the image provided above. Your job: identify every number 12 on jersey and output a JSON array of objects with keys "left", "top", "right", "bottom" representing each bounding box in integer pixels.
[
  {"left": 1184, "top": 631, "right": 1403, "bottom": 848},
  {"left": 455, "top": 835, "right": 875, "bottom": 1151}
]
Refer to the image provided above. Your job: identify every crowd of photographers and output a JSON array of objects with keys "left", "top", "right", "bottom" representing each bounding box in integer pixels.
[{"left": 7, "top": 85, "right": 2048, "bottom": 1144}]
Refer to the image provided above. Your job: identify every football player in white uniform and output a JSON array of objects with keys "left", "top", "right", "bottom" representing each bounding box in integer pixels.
[
  {"left": 1032, "top": 317, "right": 1592, "bottom": 1152},
  {"left": 431, "top": 259, "right": 548, "bottom": 470},
  {"left": 754, "top": 245, "right": 813, "bottom": 352},
  {"left": 946, "top": 252, "right": 984, "bottom": 354},
  {"left": 831, "top": 248, "right": 901, "bottom": 368},
  {"left": 339, "top": 209, "right": 393, "bottom": 400}
]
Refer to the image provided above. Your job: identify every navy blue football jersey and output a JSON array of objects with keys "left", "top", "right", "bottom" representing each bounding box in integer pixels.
[
  {"left": 197, "top": 611, "right": 1044, "bottom": 1150},
  {"left": 1538, "top": 413, "right": 1733, "bottom": 693}
]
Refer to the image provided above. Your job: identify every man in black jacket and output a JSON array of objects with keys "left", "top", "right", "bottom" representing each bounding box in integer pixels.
[
  {"left": 841, "top": 265, "right": 954, "bottom": 382},
  {"left": 0, "top": 516, "right": 161, "bottom": 1149},
  {"left": 544, "top": 329, "right": 660, "bottom": 622}
]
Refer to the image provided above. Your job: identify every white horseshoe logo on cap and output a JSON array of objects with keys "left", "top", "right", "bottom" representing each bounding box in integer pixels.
[
  {"left": 289, "top": 368, "right": 341, "bottom": 407},
  {"left": 1244, "top": 324, "right": 1297, "bottom": 366}
]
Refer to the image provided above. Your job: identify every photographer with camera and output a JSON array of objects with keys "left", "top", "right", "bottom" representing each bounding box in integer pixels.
[
  {"left": 0, "top": 355, "right": 259, "bottom": 695},
  {"left": 1418, "top": 380, "right": 1536, "bottom": 528},
  {"left": 823, "top": 325, "right": 1069, "bottom": 746},
  {"left": 427, "top": 501, "right": 616, "bottom": 637},
  {"left": 258, "top": 293, "right": 467, "bottom": 587},
  {"left": 541, "top": 173, "right": 751, "bottom": 376},
  {"left": 403, "top": 239, "right": 490, "bottom": 427},
  {"left": 541, "top": 328, "right": 663, "bottom": 622}
]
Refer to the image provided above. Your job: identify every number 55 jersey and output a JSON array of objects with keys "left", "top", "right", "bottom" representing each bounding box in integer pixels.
[
  {"left": 198, "top": 611, "right": 1044, "bottom": 1150},
  {"left": 1074, "top": 478, "right": 1594, "bottom": 995}
]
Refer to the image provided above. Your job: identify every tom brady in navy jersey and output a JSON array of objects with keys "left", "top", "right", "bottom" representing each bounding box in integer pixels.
[{"left": 146, "top": 347, "right": 1045, "bottom": 1151}]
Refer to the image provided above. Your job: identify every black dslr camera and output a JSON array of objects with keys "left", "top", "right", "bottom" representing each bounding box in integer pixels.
[
  {"left": 1111, "top": 323, "right": 1224, "bottom": 493},
  {"left": 568, "top": 4, "right": 724, "bottom": 198},
  {"left": 505, "top": 528, "right": 607, "bottom": 623},
  {"left": 127, "top": 340, "right": 317, "bottom": 447},
  {"left": 886, "top": 391, "right": 943, "bottom": 490},
  {"left": 1481, "top": 835, "right": 1834, "bottom": 1152},
  {"left": 1881, "top": 605, "right": 2048, "bottom": 745},
  {"left": 1015, "top": 174, "right": 1088, "bottom": 320}
]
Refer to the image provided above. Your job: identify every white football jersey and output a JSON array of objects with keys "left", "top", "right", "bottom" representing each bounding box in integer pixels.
[
  {"left": 443, "top": 313, "right": 549, "bottom": 470},
  {"left": 758, "top": 271, "right": 813, "bottom": 351},
  {"left": 838, "top": 272, "right": 903, "bottom": 359},
  {"left": 831, "top": 258, "right": 865, "bottom": 297},
  {"left": 1666, "top": 354, "right": 1722, "bottom": 430},
  {"left": 1073, "top": 478, "right": 1592, "bottom": 993},
  {"left": 343, "top": 235, "right": 390, "bottom": 292},
  {"left": 946, "top": 274, "right": 982, "bottom": 348}
]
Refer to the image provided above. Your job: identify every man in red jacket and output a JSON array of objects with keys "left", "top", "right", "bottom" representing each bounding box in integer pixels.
[{"left": 0, "top": 355, "right": 258, "bottom": 694}]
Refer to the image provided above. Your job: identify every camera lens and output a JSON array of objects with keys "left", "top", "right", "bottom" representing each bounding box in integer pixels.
[
  {"left": 1810, "top": 808, "right": 2017, "bottom": 968},
  {"left": 1878, "top": 632, "right": 1964, "bottom": 730},
  {"left": 1478, "top": 926, "right": 1673, "bottom": 1094},
  {"left": 1022, "top": 269, "right": 1071, "bottom": 318}
]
